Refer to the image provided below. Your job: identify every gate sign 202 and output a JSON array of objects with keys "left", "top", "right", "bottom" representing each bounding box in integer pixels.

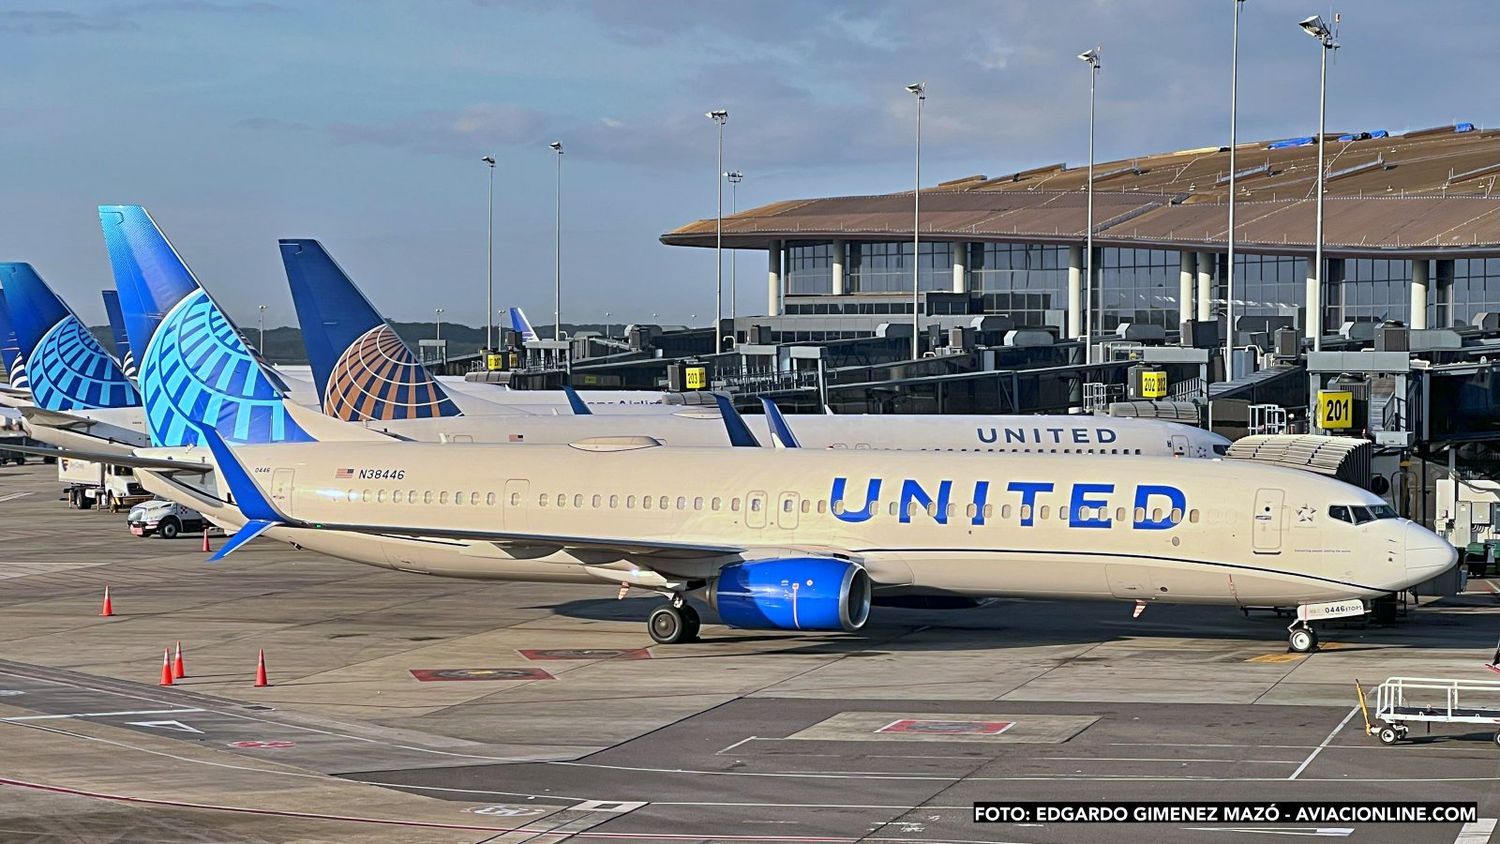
[{"left": 1317, "top": 390, "right": 1354, "bottom": 430}]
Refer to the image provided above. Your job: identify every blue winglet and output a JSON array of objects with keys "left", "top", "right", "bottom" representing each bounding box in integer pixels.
[
  {"left": 208, "top": 519, "right": 278, "bottom": 562},
  {"left": 563, "top": 386, "right": 592, "bottom": 416},
  {"left": 188, "top": 420, "right": 282, "bottom": 523},
  {"left": 759, "top": 398, "right": 801, "bottom": 449},
  {"left": 712, "top": 393, "right": 761, "bottom": 448}
]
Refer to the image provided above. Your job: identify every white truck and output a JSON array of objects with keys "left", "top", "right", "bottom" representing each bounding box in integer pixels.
[
  {"left": 57, "top": 457, "right": 149, "bottom": 513},
  {"left": 126, "top": 499, "right": 207, "bottom": 539}
]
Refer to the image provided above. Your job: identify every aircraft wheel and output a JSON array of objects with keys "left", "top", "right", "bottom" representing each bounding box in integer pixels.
[
  {"left": 1378, "top": 725, "right": 1400, "bottom": 745},
  {"left": 1288, "top": 626, "right": 1318, "bottom": 653},
  {"left": 649, "top": 605, "right": 690, "bottom": 645},
  {"left": 679, "top": 604, "right": 701, "bottom": 642}
]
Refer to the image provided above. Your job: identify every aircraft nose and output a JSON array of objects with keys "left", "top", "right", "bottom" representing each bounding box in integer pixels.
[{"left": 1404, "top": 522, "right": 1458, "bottom": 580}]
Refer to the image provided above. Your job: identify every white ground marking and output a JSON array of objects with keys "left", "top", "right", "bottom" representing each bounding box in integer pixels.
[
  {"left": 1184, "top": 827, "right": 1352, "bottom": 837},
  {"left": 0, "top": 492, "right": 34, "bottom": 503},
  {"left": 0, "top": 708, "right": 205, "bottom": 722},
  {"left": 1288, "top": 706, "right": 1359, "bottom": 780},
  {"left": 1456, "top": 818, "right": 1497, "bottom": 844}
]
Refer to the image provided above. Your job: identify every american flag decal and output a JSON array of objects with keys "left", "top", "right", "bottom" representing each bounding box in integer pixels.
[
  {"left": 335, "top": 468, "right": 354, "bottom": 479},
  {"left": 508, "top": 433, "right": 524, "bottom": 442}
]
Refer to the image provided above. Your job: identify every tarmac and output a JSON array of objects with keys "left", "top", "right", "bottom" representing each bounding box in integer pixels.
[{"left": 1, "top": 461, "right": 1497, "bottom": 843}]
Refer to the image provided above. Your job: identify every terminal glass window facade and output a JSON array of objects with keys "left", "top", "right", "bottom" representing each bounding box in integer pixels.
[
  {"left": 848, "top": 241, "right": 951, "bottom": 293},
  {"left": 969, "top": 243, "right": 1067, "bottom": 329},
  {"left": 1447, "top": 258, "right": 1500, "bottom": 327},
  {"left": 1334, "top": 259, "right": 1410, "bottom": 327},
  {"left": 1232, "top": 253, "right": 1306, "bottom": 331},
  {"left": 786, "top": 242, "right": 833, "bottom": 295},
  {"left": 1097, "top": 248, "right": 1179, "bottom": 333}
]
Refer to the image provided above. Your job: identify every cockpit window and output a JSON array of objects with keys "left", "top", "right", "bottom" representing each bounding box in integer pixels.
[
  {"left": 1330, "top": 504, "right": 1399, "bottom": 524},
  {"left": 1212, "top": 444, "right": 1230, "bottom": 456}
]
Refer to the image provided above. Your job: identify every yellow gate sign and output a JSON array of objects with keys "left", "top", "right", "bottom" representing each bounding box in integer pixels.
[
  {"left": 1317, "top": 390, "right": 1354, "bottom": 430},
  {"left": 486, "top": 353, "right": 506, "bottom": 371},
  {"left": 684, "top": 366, "right": 707, "bottom": 390},
  {"left": 1140, "top": 370, "right": 1168, "bottom": 399}
]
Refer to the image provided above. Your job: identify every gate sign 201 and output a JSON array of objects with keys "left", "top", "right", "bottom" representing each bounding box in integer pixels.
[{"left": 1317, "top": 390, "right": 1354, "bottom": 430}]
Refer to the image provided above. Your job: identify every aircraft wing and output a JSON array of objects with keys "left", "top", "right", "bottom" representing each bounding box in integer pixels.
[
  {"left": 1, "top": 442, "right": 213, "bottom": 474},
  {"left": 315, "top": 521, "right": 745, "bottom": 562}
]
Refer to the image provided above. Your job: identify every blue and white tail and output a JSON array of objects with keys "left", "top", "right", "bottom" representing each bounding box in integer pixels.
[
  {"left": 278, "top": 239, "right": 462, "bottom": 422},
  {"left": 100, "top": 289, "right": 137, "bottom": 380},
  {"left": 0, "top": 290, "right": 27, "bottom": 390},
  {"left": 98, "top": 205, "right": 311, "bottom": 447},
  {"left": 0, "top": 263, "right": 138, "bottom": 411},
  {"left": 506, "top": 307, "right": 539, "bottom": 343}
]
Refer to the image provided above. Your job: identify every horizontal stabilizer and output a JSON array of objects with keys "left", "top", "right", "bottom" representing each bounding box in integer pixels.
[
  {"left": 0, "top": 442, "right": 212, "bottom": 473},
  {"left": 208, "top": 519, "right": 278, "bottom": 562}
]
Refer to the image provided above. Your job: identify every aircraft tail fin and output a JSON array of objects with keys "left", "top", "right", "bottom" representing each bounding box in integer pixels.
[
  {"left": 712, "top": 393, "right": 761, "bottom": 447},
  {"left": 506, "top": 307, "right": 539, "bottom": 343},
  {"left": 0, "top": 263, "right": 138, "bottom": 411},
  {"left": 100, "top": 290, "right": 136, "bottom": 379},
  {"left": 187, "top": 419, "right": 288, "bottom": 562},
  {"left": 278, "top": 239, "right": 462, "bottom": 422},
  {"left": 562, "top": 386, "right": 592, "bottom": 416},
  {"left": 0, "top": 290, "right": 26, "bottom": 390},
  {"left": 759, "top": 398, "right": 801, "bottom": 448},
  {"left": 99, "top": 206, "right": 309, "bottom": 447}
]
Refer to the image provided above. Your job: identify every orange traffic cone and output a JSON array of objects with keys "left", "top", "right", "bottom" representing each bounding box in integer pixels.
[
  {"left": 254, "top": 649, "right": 268, "bottom": 687},
  {"left": 201, "top": 528, "right": 211, "bottom": 553},
  {"left": 99, "top": 586, "right": 113, "bottom": 617},
  {"left": 173, "top": 641, "right": 186, "bottom": 679},
  {"left": 158, "top": 648, "right": 173, "bottom": 686}
]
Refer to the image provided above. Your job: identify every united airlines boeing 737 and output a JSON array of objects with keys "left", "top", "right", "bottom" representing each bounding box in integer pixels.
[{"left": 118, "top": 422, "right": 1454, "bottom": 654}]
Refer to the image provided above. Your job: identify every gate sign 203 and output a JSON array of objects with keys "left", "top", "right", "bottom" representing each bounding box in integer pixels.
[{"left": 1317, "top": 390, "right": 1354, "bottom": 430}]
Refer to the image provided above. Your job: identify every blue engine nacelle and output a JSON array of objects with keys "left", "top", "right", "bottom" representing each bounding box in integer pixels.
[{"left": 711, "top": 558, "right": 871, "bottom": 632}]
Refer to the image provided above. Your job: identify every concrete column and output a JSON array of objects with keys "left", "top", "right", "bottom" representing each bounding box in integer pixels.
[
  {"left": 830, "top": 240, "right": 846, "bottom": 296},
  {"left": 767, "top": 240, "right": 783, "bottom": 317},
  {"left": 1196, "top": 252, "right": 1214, "bottom": 322},
  {"left": 1067, "top": 244, "right": 1084, "bottom": 339},
  {"left": 952, "top": 241, "right": 969, "bottom": 294},
  {"left": 1179, "top": 251, "right": 1195, "bottom": 330},
  {"left": 1410, "top": 259, "right": 1429, "bottom": 330}
]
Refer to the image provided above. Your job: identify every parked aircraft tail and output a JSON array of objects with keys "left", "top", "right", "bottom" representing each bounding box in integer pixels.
[
  {"left": 0, "top": 263, "right": 137, "bottom": 411},
  {"left": 98, "top": 205, "right": 309, "bottom": 446},
  {"left": 0, "top": 290, "right": 27, "bottom": 390},
  {"left": 278, "top": 239, "right": 462, "bottom": 422},
  {"left": 100, "top": 289, "right": 137, "bottom": 379},
  {"left": 506, "top": 307, "right": 539, "bottom": 343}
]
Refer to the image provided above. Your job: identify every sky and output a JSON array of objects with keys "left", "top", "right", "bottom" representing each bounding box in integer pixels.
[{"left": 2, "top": 0, "right": 1493, "bottom": 330}]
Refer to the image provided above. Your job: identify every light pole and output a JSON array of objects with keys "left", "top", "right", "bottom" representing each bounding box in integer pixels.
[
  {"left": 726, "top": 170, "right": 743, "bottom": 320},
  {"left": 605, "top": 311, "right": 612, "bottom": 340},
  {"left": 906, "top": 82, "right": 925, "bottom": 361},
  {"left": 549, "top": 141, "right": 563, "bottom": 344},
  {"left": 435, "top": 308, "right": 444, "bottom": 343},
  {"left": 1226, "top": 0, "right": 1246, "bottom": 378},
  {"left": 707, "top": 109, "right": 728, "bottom": 346},
  {"left": 1077, "top": 49, "right": 1100, "bottom": 366},
  {"left": 1299, "top": 14, "right": 1337, "bottom": 353},
  {"left": 257, "top": 304, "right": 266, "bottom": 352},
  {"left": 481, "top": 155, "right": 496, "bottom": 353}
]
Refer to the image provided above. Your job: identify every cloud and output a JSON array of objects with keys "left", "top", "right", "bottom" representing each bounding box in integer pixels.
[{"left": 326, "top": 103, "right": 549, "bottom": 156}]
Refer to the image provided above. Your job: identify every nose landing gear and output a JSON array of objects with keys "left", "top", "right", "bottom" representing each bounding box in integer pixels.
[{"left": 1288, "top": 621, "right": 1319, "bottom": 653}]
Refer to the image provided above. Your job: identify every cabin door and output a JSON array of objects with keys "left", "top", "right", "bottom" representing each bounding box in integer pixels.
[
  {"left": 746, "top": 491, "right": 768, "bottom": 529},
  {"left": 503, "top": 479, "right": 529, "bottom": 531},
  {"left": 1169, "top": 434, "right": 1190, "bottom": 457},
  {"left": 1252, "top": 488, "right": 1285, "bottom": 553},
  {"left": 777, "top": 492, "right": 801, "bottom": 530},
  {"left": 270, "top": 469, "right": 295, "bottom": 517}
]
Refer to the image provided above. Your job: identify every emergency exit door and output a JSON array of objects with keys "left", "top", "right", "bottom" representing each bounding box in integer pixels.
[
  {"left": 777, "top": 492, "right": 801, "bottom": 529},
  {"left": 270, "top": 469, "right": 295, "bottom": 516},
  {"left": 1252, "top": 488, "right": 1285, "bottom": 553},
  {"left": 503, "top": 479, "right": 529, "bottom": 531}
]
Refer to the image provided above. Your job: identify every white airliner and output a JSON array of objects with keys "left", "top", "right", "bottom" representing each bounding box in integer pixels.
[{"left": 114, "top": 421, "right": 1455, "bottom": 654}]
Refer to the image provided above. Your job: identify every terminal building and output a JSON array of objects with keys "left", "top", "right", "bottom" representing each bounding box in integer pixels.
[{"left": 662, "top": 123, "right": 1500, "bottom": 347}]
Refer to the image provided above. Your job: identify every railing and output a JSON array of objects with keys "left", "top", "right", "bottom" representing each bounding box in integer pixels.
[
  {"left": 719, "top": 369, "right": 821, "bottom": 396},
  {"left": 1248, "top": 403, "right": 1289, "bottom": 435},
  {"left": 1374, "top": 676, "right": 1500, "bottom": 724}
]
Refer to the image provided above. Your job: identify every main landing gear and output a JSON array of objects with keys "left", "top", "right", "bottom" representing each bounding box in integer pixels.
[
  {"left": 1288, "top": 621, "right": 1319, "bottom": 653},
  {"left": 648, "top": 597, "right": 701, "bottom": 645}
]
